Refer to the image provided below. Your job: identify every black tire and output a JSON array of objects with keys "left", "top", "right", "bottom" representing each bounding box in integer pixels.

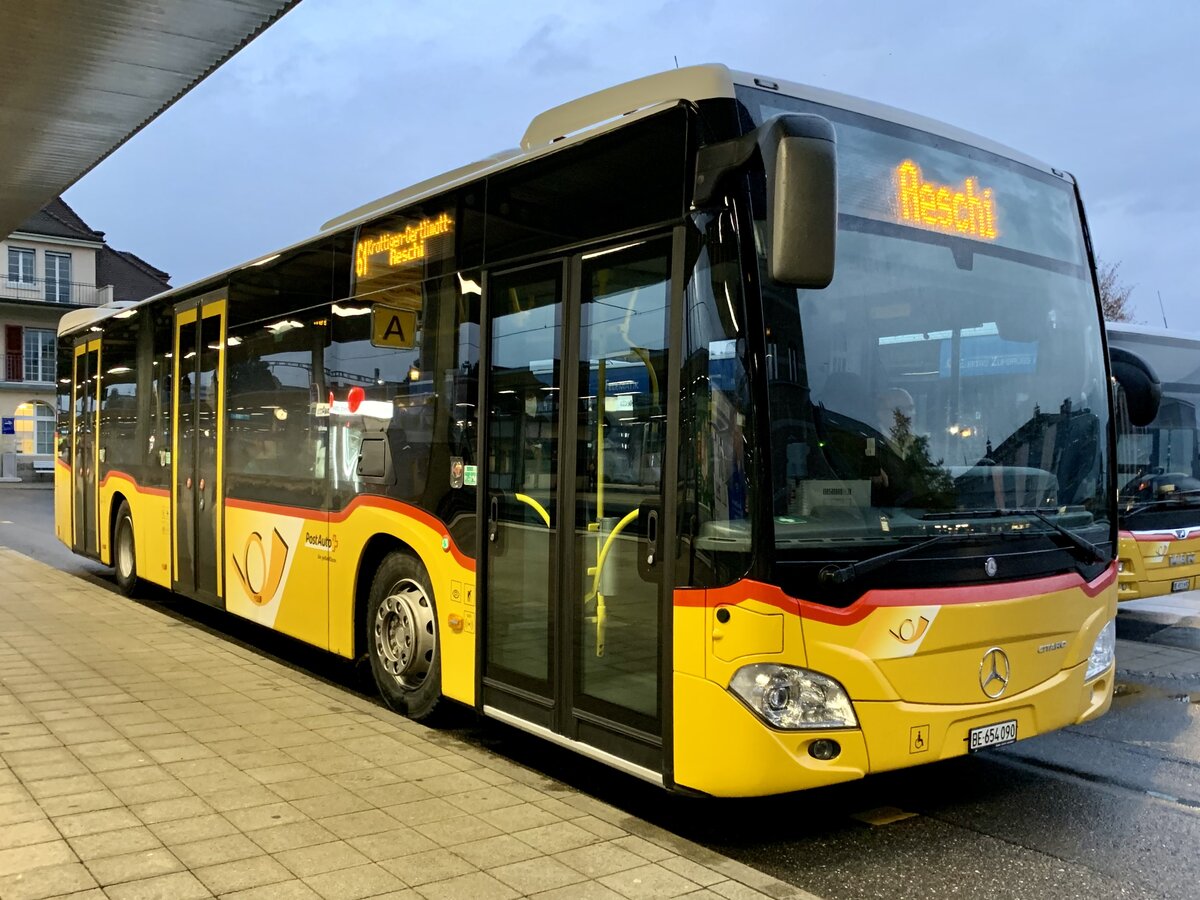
[
  {"left": 366, "top": 551, "right": 443, "bottom": 721},
  {"left": 113, "top": 501, "right": 139, "bottom": 596}
]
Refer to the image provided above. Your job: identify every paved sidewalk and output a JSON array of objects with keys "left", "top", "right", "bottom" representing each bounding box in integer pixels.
[
  {"left": 1117, "top": 638, "right": 1200, "bottom": 680},
  {"left": 0, "top": 548, "right": 818, "bottom": 900}
]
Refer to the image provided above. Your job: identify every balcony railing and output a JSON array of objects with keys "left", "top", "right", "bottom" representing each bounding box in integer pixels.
[
  {"left": 4, "top": 351, "right": 19, "bottom": 382},
  {"left": 1, "top": 277, "right": 99, "bottom": 306}
]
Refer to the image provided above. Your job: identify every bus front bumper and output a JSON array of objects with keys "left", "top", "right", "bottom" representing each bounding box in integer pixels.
[{"left": 673, "top": 661, "right": 1111, "bottom": 797}]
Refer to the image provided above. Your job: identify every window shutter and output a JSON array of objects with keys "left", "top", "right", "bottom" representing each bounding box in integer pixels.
[{"left": 4, "top": 325, "right": 22, "bottom": 382}]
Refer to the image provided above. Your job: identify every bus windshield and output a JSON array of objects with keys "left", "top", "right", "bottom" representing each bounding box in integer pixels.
[
  {"left": 738, "top": 87, "right": 1111, "bottom": 552},
  {"left": 1108, "top": 328, "right": 1200, "bottom": 510}
]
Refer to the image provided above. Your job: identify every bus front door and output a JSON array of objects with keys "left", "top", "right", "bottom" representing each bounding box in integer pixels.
[
  {"left": 71, "top": 339, "right": 100, "bottom": 557},
  {"left": 482, "top": 237, "right": 678, "bottom": 779},
  {"left": 172, "top": 294, "right": 227, "bottom": 606}
]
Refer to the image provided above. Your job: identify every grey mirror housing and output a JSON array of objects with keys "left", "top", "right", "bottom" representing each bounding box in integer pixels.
[
  {"left": 763, "top": 116, "right": 837, "bottom": 286},
  {"left": 694, "top": 113, "right": 838, "bottom": 288},
  {"left": 1110, "top": 346, "right": 1161, "bottom": 427}
]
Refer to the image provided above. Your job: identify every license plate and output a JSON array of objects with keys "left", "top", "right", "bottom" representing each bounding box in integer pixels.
[
  {"left": 1172, "top": 578, "right": 1191, "bottom": 592},
  {"left": 967, "top": 719, "right": 1017, "bottom": 752}
]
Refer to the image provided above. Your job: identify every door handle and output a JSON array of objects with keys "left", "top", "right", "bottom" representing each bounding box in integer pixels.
[
  {"left": 645, "top": 508, "right": 659, "bottom": 567},
  {"left": 488, "top": 495, "right": 499, "bottom": 542}
]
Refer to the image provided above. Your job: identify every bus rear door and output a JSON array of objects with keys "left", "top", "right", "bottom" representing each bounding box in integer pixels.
[{"left": 71, "top": 338, "right": 100, "bottom": 557}]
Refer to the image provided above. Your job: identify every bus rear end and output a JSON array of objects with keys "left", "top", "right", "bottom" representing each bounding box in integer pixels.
[{"left": 671, "top": 74, "right": 1129, "bottom": 796}]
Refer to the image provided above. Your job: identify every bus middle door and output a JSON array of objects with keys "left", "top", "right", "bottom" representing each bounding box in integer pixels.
[{"left": 172, "top": 293, "right": 227, "bottom": 607}]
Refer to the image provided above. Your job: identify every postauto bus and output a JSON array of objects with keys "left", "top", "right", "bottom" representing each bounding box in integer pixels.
[
  {"left": 55, "top": 65, "right": 1158, "bottom": 796},
  {"left": 1109, "top": 323, "right": 1200, "bottom": 600}
]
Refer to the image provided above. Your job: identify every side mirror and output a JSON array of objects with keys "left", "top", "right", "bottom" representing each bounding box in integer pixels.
[
  {"left": 764, "top": 116, "right": 837, "bottom": 287},
  {"left": 1109, "top": 346, "right": 1161, "bottom": 427},
  {"left": 695, "top": 114, "right": 838, "bottom": 288}
]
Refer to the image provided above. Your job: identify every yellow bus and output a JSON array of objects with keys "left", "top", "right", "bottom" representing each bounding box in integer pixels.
[
  {"left": 55, "top": 64, "right": 1157, "bottom": 796},
  {"left": 1109, "top": 324, "right": 1200, "bottom": 600}
]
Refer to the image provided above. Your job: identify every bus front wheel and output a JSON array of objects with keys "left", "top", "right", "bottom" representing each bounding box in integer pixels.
[
  {"left": 113, "top": 501, "right": 139, "bottom": 596},
  {"left": 366, "top": 551, "right": 442, "bottom": 721}
]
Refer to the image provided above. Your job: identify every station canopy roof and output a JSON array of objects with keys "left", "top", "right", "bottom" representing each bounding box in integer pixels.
[{"left": 0, "top": 0, "right": 299, "bottom": 239}]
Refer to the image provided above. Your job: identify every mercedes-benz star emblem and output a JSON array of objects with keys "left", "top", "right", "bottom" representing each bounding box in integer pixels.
[
  {"left": 984, "top": 557, "right": 998, "bottom": 577},
  {"left": 979, "top": 647, "right": 1011, "bottom": 699}
]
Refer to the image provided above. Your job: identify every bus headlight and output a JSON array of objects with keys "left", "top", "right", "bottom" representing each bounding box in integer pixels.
[
  {"left": 1085, "top": 619, "right": 1116, "bottom": 681},
  {"left": 728, "top": 664, "right": 858, "bottom": 730}
]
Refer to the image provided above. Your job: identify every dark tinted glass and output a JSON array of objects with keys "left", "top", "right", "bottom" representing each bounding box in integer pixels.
[
  {"left": 327, "top": 271, "right": 480, "bottom": 552},
  {"left": 143, "top": 305, "right": 174, "bottom": 488},
  {"left": 679, "top": 212, "right": 756, "bottom": 586},
  {"left": 99, "top": 317, "right": 139, "bottom": 474},
  {"left": 485, "top": 107, "right": 687, "bottom": 264},
  {"left": 224, "top": 242, "right": 340, "bottom": 508}
]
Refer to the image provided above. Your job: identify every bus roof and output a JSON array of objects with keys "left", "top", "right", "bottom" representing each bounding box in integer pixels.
[
  {"left": 1107, "top": 322, "right": 1200, "bottom": 345},
  {"left": 60, "top": 63, "right": 1066, "bottom": 338}
]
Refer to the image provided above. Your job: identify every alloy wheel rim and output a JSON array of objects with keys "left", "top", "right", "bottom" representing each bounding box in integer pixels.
[{"left": 374, "top": 579, "right": 435, "bottom": 690}]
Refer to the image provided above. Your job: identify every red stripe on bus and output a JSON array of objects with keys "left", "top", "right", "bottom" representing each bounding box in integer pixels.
[
  {"left": 97, "top": 470, "right": 170, "bottom": 497},
  {"left": 56, "top": 458, "right": 70, "bottom": 473},
  {"left": 674, "top": 565, "right": 1115, "bottom": 627},
  {"left": 224, "top": 494, "right": 476, "bottom": 571}
]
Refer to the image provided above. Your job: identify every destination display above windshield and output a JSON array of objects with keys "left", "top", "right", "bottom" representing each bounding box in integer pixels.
[
  {"left": 894, "top": 160, "right": 998, "bottom": 241},
  {"left": 744, "top": 88, "right": 1087, "bottom": 268}
]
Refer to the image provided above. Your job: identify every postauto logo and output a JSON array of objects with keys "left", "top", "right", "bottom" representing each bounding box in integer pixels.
[{"left": 231, "top": 528, "right": 289, "bottom": 606}]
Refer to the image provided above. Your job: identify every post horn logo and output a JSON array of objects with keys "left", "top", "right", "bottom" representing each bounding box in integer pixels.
[
  {"left": 890, "top": 616, "right": 930, "bottom": 644},
  {"left": 979, "top": 647, "right": 1011, "bottom": 699},
  {"left": 231, "top": 528, "right": 289, "bottom": 606}
]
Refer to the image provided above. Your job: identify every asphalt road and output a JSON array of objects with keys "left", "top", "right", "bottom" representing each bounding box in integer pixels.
[{"left": 3, "top": 486, "right": 1198, "bottom": 900}]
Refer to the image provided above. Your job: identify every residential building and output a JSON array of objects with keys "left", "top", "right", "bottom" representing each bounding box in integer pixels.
[{"left": 1, "top": 199, "right": 169, "bottom": 478}]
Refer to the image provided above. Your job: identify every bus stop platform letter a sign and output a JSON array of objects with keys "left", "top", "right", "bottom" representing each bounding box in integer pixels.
[{"left": 372, "top": 306, "right": 418, "bottom": 349}]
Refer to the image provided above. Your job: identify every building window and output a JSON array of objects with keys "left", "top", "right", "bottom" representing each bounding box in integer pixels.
[
  {"left": 13, "top": 401, "right": 55, "bottom": 455},
  {"left": 7, "top": 247, "right": 35, "bottom": 284},
  {"left": 23, "top": 329, "right": 55, "bottom": 383},
  {"left": 44, "top": 252, "right": 71, "bottom": 303}
]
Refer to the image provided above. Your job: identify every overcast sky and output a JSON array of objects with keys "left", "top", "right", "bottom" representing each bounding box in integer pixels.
[{"left": 65, "top": 0, "right": 1199, "bottom": 328}]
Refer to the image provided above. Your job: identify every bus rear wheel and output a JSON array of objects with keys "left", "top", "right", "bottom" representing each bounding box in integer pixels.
[
  {"left": 113, "top": 501, "right": 138, "bottom": 596},
  {"left": 366, "top": 551, "right": 442, "bottom": 721}
]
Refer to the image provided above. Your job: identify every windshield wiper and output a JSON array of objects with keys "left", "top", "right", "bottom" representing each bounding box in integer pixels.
[
  {"left": 923, "top": 507, "right": 1105, "bottom": 564},
  {"left": 819, "top": 534, "right": 960, "bottom": 586}
]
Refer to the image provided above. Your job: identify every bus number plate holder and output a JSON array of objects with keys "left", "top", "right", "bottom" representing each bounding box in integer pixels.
[
  {"left": 1172, "top": 578, "right": 1191, "bottom": 593},
  {"left": 967, "top": 719, "right": 1017, "bottom": 752}
]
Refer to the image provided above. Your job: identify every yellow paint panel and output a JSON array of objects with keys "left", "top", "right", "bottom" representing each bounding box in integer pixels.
[
  {"left": 53, "top": 461, "right": 71, "bottom": 548},
  {"left": 96, "top": 474, "right": 171, "bottom": 588},
  {"left": 673, "top": 672, "right": 867, "bottom": 796},
  {"left": 710, "top": 604, "right": 783, "bottom": 662},
  {"left": 675, "top": 574, "right": 1114, "bottom": 796}
]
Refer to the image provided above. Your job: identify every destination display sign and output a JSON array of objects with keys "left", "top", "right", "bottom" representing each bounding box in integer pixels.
[
  {"left": 748, "top": 90, "right": 1087, "bottom": 268},
  {"left": 354, "top": 210, "right": 454, "bottom": 282}
]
